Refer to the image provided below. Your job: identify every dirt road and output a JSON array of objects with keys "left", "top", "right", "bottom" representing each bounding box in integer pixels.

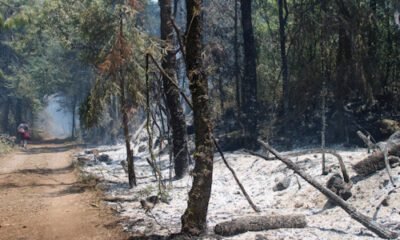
[{"left": 0, "top": 142, "right": 128, "bottom": 240}]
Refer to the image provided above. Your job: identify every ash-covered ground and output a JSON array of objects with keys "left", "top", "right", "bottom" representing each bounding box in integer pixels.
[{"left": 76, "top": 135, "right": 400, "bottom": 239}]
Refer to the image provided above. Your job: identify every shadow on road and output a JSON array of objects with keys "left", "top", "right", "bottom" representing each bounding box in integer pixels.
[{"left": 16, "top": 163, "right": 75, "bottom": 175}]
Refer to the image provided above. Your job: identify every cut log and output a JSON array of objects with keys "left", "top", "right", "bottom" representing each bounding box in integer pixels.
[
  {"left": 256, "top": 139, "right": 398, "bottom": 239},
  {"left": 214, "top": 215, "right": 306, "bottom": 236},
  {"left": 353, "top": 144, "right": 400, "bottom": 176}
]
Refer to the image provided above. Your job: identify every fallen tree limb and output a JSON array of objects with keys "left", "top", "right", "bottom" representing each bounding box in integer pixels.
[
  {"left": 357, "top": 131, "right": 376, "bottom": 153},
  {"left": 353, "top": 144, "right": 400, "bottom": 176},
  {"left": 256, "top": 139, "right": 398, "bottom": 239},
  {"left": 214, "top": 215, "right": 306, "bottom": 236},
  {"left": 102, "top": 196, "right": 138, "bottom": 202},
  {"left": 214, "top": 139, "right": 261, "bottom": 212},
  {"left": 245, "top": 149, "right": 349, "bottom": 183}
]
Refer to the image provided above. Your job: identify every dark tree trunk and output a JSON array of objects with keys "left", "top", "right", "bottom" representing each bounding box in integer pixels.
[
  {"left": 334, "top": 26, "right": 352, "bottom": 143},
  {"left": 278, "top": 0, "right": 289, "bottom": 115},
  {"left": 120, "top": 76, "right": 136, "bottom": 188},
  {"left": 234, "top": 0, "right": 241, "bottom": 115},
  {"left": 71, "top": 95, "right": 77, "bottom": 139},
  {"left": 118, "top": 17, "right": 136, "bottom": 188},
  {"left": 15, "top": 99, "right": 22, "bottom": 129},
  {"left": 181, "top": 0, "right": 214, "bottom": 236},
  {"left": 240, "top": 0, "right": 258, "bottom": 149},
  {"left": 2, "top": 97, "right": 10, "bottom": 133},
  {"left": 159, "top": 0, "right": 189, "bottom": 179}
]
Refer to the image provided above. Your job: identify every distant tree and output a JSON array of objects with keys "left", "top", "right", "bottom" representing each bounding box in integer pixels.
[
  {"left": 240, "top": 0, "right": 258, "bottom": 148},
  {"left": 278, "top": 0, "right": 289, "bottom": 115},
  {"left": 159, "top": 0, "right": 189, "bottom": 179},
  {"left": 181, "top": 0, "right": 214, "bottom": 235}
]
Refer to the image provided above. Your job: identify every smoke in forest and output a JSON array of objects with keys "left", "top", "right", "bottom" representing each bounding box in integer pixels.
[{"left": 35, "top": 95, "right": 78, "bottom": 139}]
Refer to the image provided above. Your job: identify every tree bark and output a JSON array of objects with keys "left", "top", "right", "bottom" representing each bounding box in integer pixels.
[
  {"left": 181, "top": 0, "right": 214, "bottom": 236},
  {"left": 240, "top": 0, "right": 258, "bottom": 149},
  {"left": 118, "top": 17, "right": 136, "bottom": 188},
  {"left": 234, "top": 0, "right": 241, "bottom": 115},
  {"left": 257, "top": 140, "right": 398, "bottom": 239},
  {"left": 2, "top": 97, "right": 10, "bottom": 133},
  {"left": 159, "top": 0, "right": 189, "bottom": 179},
  {"left": 214, "top": 215, "right": 306, "bottom": 236},
  {"left": 278, "top": 0, "right": 289, "bottom": 115}
]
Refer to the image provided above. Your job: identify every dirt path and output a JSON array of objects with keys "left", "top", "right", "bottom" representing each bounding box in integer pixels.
[{"left": 0, "top": 142, "right": 128, "bottom": 240}]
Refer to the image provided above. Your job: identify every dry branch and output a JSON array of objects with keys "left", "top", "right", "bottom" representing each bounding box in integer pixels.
[
  {"left": 214, "top": 139, "right": 261, "bottom": 212},
  {"left": 256, "top": 139, "right": 398, "bottom": 239},
  {"left": 214, "top": 215, "right": 306, "bottom": 236}
]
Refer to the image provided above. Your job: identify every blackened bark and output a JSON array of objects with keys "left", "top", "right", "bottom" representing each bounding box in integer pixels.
[
  {"left": 234, "top": 0, "right": 241, "bottom": 114},
  {"left": 2, "top": 97, "right": 10, "bottom": 133},
  {"left": 120, "top": 76, "right": 136, "bottom": 188},
  {"left": 160, "top": 0, "right": 189, "bottom": 179},
  {"left": 240, "top": 0, "right": 258, "bottom": 148},
  {"left": 15, "top": 99, "right": 22, "bottom": 129},
  {"left": 334, "top": 26, "right": 352, "bottom": 142},
  {"left": 181, "top": 0, "right": 214, "bottom": 236},
  {"left": 278, "top": 0, "right": 289, "bottom": 115},
  {"left": 119, "top": 17, "right": 136, "bottom": 188}
]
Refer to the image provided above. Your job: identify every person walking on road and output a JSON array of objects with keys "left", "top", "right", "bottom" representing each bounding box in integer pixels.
[{"left": 17, "top": 121, "right": 30, "bottom": 149}]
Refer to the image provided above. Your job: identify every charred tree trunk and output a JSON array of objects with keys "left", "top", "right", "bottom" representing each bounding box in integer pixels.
[
  {"left": 160, "top": 0, "right": 189, "bottom": 179},
  {"left": 240, "top": 0, "right": 258, "bottom": 148},
  {"left": 2, "top": 97, "right": 10, "bottom": 133},
  {"left": 234, "top": 0, "right": 241, "bottom": 115},
  {"left": 15, "top": 99, "right": 22, "bottom": 129},
  {"left": 278, "top": 0, "right": 289, "bottom": 115},
  {"left": 181, "top": 0, "right": 214, "bottom": 236},
  {"left": 334, "top": 2, "right": 353, "bottom": 143},
  {"left": 120, "top": 76, "right": 136, "bottom": 188},
  {"left": 118, "top": 17, "right": 136, "bottom": 188}
]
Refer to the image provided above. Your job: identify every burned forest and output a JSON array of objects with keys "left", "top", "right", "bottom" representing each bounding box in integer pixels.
[{"left": 1, "top": 0, "right": 400, "bottom": 239}]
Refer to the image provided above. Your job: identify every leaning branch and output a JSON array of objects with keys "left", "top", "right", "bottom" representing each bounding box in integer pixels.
[
  {"left": 256, "top": 139, "right": 398, "bottom": 239},
  {"left": 147, "top": 53, "right": 260, "bottom": 212}
]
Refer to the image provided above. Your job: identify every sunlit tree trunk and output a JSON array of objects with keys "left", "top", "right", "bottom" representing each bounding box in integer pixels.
[
  {"left": 240, "top": 0, "right": 258, "bottom": 148},
  {"left": 159, "top": 0, "right": 189, "bottom": 179},
  {"left": 181, "top": 0, "right": 214, "bottom": 235}
]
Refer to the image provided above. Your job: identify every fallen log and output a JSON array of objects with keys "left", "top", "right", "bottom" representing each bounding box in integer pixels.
[
  {"left": 214, "top": 215, "right": 306, "bottom": 236},
  {"left": 353, "top": 143, "right": 400, "bottom": 176},
  {"left": 256, "top": 139, "right": 398, "bottom": 239}
]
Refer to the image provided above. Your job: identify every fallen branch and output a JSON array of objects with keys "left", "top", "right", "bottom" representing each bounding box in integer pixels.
[
  {"left": 214, "top": 215, "right": 306, "bottom": 236},
  {"left": 214, "top": 139, "right": 260, "bottom": 212},
  {"left": 256, "top": 139, "right": 398, "bottom": 239},
  {"left": 373, "top": 186, "right": 399, "bottom": 220},
  {"left": 102, "top": 196, "right": 138, "bottom": 202}
]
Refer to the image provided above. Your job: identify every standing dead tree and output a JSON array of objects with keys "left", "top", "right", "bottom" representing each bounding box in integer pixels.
[{"left": 255, "top": 139, "right": 398, "bottom": 239}]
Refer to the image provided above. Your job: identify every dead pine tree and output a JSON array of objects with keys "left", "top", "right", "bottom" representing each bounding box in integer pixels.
[
  {"left": 98, "top": 11, "right": 138, "bottom": 188},
  {"left": 159, "top": 0, "right": 189, "bottom": 180}
]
